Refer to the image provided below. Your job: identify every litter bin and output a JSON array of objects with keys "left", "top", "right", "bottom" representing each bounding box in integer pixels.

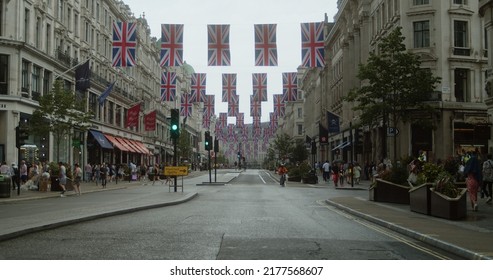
[{"left": 0, "top": 174, "right": 12, "bottom": 198}]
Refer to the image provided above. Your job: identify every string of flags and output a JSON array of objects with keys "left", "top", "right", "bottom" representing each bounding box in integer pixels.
[{"left": 91, "top": 21, "right": 325, "bottom": 138}]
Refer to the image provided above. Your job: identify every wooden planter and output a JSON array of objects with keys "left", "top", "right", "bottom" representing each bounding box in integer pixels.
[
  {"left": 369, "top": 179, "right": 410, "bottom": 204},
  {"left": 302, "top": 173, "right": 318, "bottom": 184},
  {"left": 429, "top": 188, "right": 467, "bottom": 220},
  {"left": 409, "top": 183, "right": 433, "bottom": 215}
]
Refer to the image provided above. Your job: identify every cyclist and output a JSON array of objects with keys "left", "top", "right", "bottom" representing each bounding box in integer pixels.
[{"left": 278, "top": 163, "right": 288, "bottom": 187}]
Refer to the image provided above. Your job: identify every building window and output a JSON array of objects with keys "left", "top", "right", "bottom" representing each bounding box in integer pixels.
[
  {"left": 74, "top": 13, "right": 79, "bottom": 37},
  {"left": 413, "top": 0, "right": 429, "bottom": 5},
  {"left": 0, "top": 0, "right": 3, "bottom": 36},
  {"left": 89, "top": 92, "right": 98, "bottom": 120},
  {"left": 116, "top": 105, "right": 122, "bottom": 127},
  {"left": 484, "top": 28, "right": 488, "bottom": 58},
  {"left": 35, "top": 17, "right": 41, "bottom": 48},
  {"left": 454, "top": 68, "right": 468, "bottom": 102},
  {"left": 0, "top": 55, "right": 8, "bottom": 95},
  {"left": 21, "top": 60, "right": 29, "bottom": 93},
  {"left": 43, "top": 70, "right": 51, "bottom": 96},
  {"left": 297, "top": 108, "right": 303, "bottom": 119},
  {"left": 413, "top": 21, "right": 430, "bottom": 48},
  {"left": 453, "top": 0, "right": 466, "bottom": 5},
  {"left": 297, "top": 124, "right": 303, "bottom": 136},
  {"left": 32, "top": 65, "right": 41, "bottom": 99},
  {"left": 24, "top": 8, "right": 30, "bottom": 43},
  {"left": 453, "top": 20, "right": 470, "bottom": 56},
  {"left": 46, "top": 23, "right": 51, "bottom": 54},
  {"left": 108, "top": 102, "right": 114, "bottom": 125}
]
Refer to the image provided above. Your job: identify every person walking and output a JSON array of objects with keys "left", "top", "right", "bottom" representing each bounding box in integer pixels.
[
  {"left": 20, "top": 160, "right": 28, "bottom": 185},
  {"left": 0, "top": 161, "right": 9, "bottom": 175},
  {"left": 353, "top": 163, "right": 362, "bottom": 184},
  {"left": 140, "top": 164, "right": 148, "bottom": 185},
  {"left": 331, "top": 162, "right": 340, "bottom": 187},
  {"left": 10, "top": 163, "right": 20, "bottom": 190},
  {"left": 100, "top": 163, "right": 108, "bottom": 188},
  {"left": 481, "top": 154, "right": 493, "bottom": 204},
  {"left": 322, "top": 160, "right": 330, "bottom": 182},
  {"left": 73, "top": 163, "right": 82, "bottom": 195},
  {"left": 84, "top": 163, "right": 92, "bottom": 183},
  {"left": 58, "top": 162, "right": 67, "bottom": 197},
  {"left": 463, "top": 152, "right": 482, "bottom": 211}
]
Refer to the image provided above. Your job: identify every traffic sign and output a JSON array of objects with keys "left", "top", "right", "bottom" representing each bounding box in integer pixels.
[
  {"left": 164, "top": 166, "right": 189, "bottom": 176},
  {"left": 387, "top": 127, "right": 400, "bottom": 136}
]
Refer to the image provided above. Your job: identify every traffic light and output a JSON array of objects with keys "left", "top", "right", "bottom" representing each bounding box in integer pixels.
[
  {"left": 354, "top": 128, "right": 363, "bottom": 153},
  {"left": 214, "top": 138, "right": 219, "bottom": 153},
  {"left": 204, "top": 131, "right": 211, "bottom": 151},
  {"left": 170, "top": 109, "right": 179, "bottom": 139},
  {"left": 16, "top": 125, "right": 29, "bottom": 149}
]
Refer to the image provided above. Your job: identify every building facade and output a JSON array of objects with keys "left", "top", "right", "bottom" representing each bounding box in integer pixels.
[
  {"left": 297, "top": 0, "right": 490, "bottom": 166},
  {"left": 0, "top": 0, "right": 201, "bottom": 171}
]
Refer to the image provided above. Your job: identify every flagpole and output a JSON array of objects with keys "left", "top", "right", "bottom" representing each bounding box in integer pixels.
[{"left": 54, "top": 57, "right": 91, "bottom": 80}]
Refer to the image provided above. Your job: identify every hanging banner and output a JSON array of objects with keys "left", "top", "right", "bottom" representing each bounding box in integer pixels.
[
  {"left": 126, "top": 103, "right": 141, "bottom": 128},
  {"left": 327, "top": 111, "right": 340, "bottom": 133},
  {"left": 144, "top": 110, "right": 156, "bottom": 131}
]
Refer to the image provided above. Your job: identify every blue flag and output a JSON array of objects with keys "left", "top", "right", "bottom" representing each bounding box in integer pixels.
[
  {"left": 327, "top": 111, "right": 340, "bottom": 133},
  {"left": 97, "top": 82, "right": 115, "bottom": 106}
]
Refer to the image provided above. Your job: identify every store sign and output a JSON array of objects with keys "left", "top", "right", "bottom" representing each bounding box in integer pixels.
[{"left": 164, "top": 166, "right": 189, "bottom": 176}]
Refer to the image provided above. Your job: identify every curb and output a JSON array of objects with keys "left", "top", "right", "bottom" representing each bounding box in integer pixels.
[
  {"left": 0, "top": 192, "right": 198, "bottom": 242},
  {"left": 325, "top": 199, "right": 491, "bottom": 260}
]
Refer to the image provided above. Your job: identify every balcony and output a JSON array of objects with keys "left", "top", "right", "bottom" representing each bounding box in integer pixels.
[
  {"left": 453, "top": 47, "right": 470, "bottom": 56},
  {"left": 55, "top": 48, "right": 79, "bottom": 68}
]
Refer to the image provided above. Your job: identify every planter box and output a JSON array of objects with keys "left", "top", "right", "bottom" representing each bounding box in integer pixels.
[
  {"left": 302, "top": 173, "right": 318, "bottom": 184},
  {"left": 369, "top": 179, "right": 410, "bottom": 204},
  {"left": 409, "top": 183, "right": 433, "bottom": 215},
  {"left": 287, "top": 175, "right": 301, "bottom": 182},
  {"left": 429, "top": 188, "right": 467, "bottom": 220}
]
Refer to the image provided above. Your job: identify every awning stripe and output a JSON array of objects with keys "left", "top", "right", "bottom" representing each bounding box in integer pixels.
[{"left": 104, "top": 134, "right": 130, "bottom": 152}]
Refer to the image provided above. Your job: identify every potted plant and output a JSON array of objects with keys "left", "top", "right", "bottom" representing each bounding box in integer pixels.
[
  {"left": 287, "top": 166, "right": 302, "bottom": 182},
  {"left": 409, "top": 162, "right": 442, "bottom": 215},
  {"left": 369, "top": 164, "right": 411, "bottom": 204},
  {"left": 429, "top": 173, "right": 467, "bottom": 220}
]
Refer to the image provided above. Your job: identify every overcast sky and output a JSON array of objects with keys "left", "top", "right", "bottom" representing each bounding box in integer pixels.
[{"left": 123, "top": 0, "right": 337, "bottom": 123}]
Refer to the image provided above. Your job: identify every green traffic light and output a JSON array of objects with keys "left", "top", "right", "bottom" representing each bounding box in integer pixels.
[{"left": 171, "top": 124, "right": 178, "bottom": 130}]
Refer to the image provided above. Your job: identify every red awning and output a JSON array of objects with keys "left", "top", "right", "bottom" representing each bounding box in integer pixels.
[
  {"left": 104, "top": 134, "right": 131, "bottom": 152},
  {"left": 133, "top": 141, "right": 153, "bottom": 155},
  {"left": 118, "top": 138, "right": 140, "bottom": 153}
]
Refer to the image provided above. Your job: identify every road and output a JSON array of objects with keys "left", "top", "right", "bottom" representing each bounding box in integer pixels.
[{"left": 0, "top": 169, "right": 459, "bottom": 260}]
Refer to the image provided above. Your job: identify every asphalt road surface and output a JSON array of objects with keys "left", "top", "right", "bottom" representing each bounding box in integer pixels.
[{"left": 0, "top": 169, "right": 459, "bottom": 260}]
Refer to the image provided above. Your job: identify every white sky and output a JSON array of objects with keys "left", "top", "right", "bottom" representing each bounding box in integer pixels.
[{"left": 123, "top": 0, "right": 338, "bottom": 124}]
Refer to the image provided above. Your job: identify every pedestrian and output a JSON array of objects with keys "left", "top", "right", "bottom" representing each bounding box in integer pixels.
[
  {"left": 152, "top": 163, "right": 162, "bottom": 185},
  {"left": 20, "top": 160, "right": 28, "bottom": 185},
  {"left": 353, "top": 163, "right": 362, "bottom": 184},
  {"left": 84, "top": 163, "right": 92, "bottom": 183},
  {"left": 58, "top": 162, "right": 67, "bottom": 197},
  {"left": 463, "top": 152, "right": 482, "bottom": 211},
  {"left": 140, "top": 164, "right": 147, "bottom": 185},
  {"left": 322, "top": 160, "right": 330, "bottom": 182},
  {"left": 331, "top": 162, "right": 339, "bottom": 187},
  {"left": 339, "top": 164, "right": 345, "bottom": 187},
  {"left": 73, "top": 163, "right": 82, "bottom": 195},
  {"left": 0, "top": 161, "right": 9, "bottom": 175},
  {"left": 481, "top": 154, "right": 493, "bottom": 204},
  {"left": 10, "top": 163, "right": 20, "bottom": 190},
  {"left": 100, "top": 163, "right": 108, "bottom": 188},
  {"left": 93, "top": 164, "right": 100, "bottom": 186}
]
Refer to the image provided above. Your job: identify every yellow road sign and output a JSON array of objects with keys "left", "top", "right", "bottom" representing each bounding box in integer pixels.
[{"left": 164, "top": 166, "right": 189, "bottom": 176}]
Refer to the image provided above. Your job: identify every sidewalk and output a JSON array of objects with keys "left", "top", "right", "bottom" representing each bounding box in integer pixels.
[{"left": 282, "top": 172, "right": 493, "bottom": 260}]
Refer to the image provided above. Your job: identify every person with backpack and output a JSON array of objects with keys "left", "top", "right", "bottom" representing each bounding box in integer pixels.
[{"left": 482, "top": 154, "right": 493, "bottom": 204}]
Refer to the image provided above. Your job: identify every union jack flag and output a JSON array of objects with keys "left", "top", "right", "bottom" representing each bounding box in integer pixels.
[
  {"left": 208, "top": 25, "right": 231, "bottom": 66},
  {"left": 254, "top": 24, "right": 278, "bottom": 66},
  {"left": 215, "top": 122, "right": 222, "bottom": 135},
  {"left": 202, "top": 116, "right": 211, "bottom": 129},
  {"left": 203, "top": 94, "right": 215, "bottom": 117},
  {"left": 253, "top": 116, "right": 261, "bottom": 128},
  {"left": 191, "top": 73, "right": 206, "bottom": 103},
  {"left": 228, "top": 94, "right": 239, "bottom": 117},
  {"left": 273, "top": 94, "right": 286, "bottom": 117},
  {"left": 252, "top": 73, "right": 268, "bottom": 102},
  {"left": 112, "top": 22, "right": 137, "bottom": 67},
  {"left": 269, "top": 112, "right": 278, "bottom": 129},
  {"left": 282, "top": 72, "right": 298, "bottom": 102},
  {"left": 222, "top": 74, "right": 237, "bottom": 103},
  {"left": 180, "top": 93, "right": 193, "bottom": 117},
  {"left": 250, "top": 95, "right": 262, "bottom": 117},
  {"left": 301, "top": 22, "right": 325, "bottom": 68},
  {"left": 160, "top": 24, "right": 184, "bottom": 67},
  {"left": 236, "top": 113, "right": 244, "bottom": 128},
  {"left": 161, "top": 72, "right": 177, "bottom": 102},
  {"left": 219, "top": 113, "right": 228, "bottom": 128}
]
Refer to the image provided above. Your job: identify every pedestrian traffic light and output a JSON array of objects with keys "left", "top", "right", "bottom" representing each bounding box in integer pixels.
[
  {"left": 205, "top": 131, "right": 211, "bottom": 151},
  {"left": 170, "top": 109, "right": 179, "bottom": 139}
]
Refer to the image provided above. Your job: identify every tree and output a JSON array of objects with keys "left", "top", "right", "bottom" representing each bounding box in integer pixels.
[
  {"left": 29, "top": 80, "right": 93, "bottom": 162},
  {"left": 346, "top": 27, "right": 440, "bottom": 161},
  {"left": 177, "top": 128, "right": 192, "bottom": 162},
  {"left": 292, "top": 139, "right": 309, "bottom": 164},
  {"left": 267, "top": 133, "right": 294, "bottom": 164}
]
